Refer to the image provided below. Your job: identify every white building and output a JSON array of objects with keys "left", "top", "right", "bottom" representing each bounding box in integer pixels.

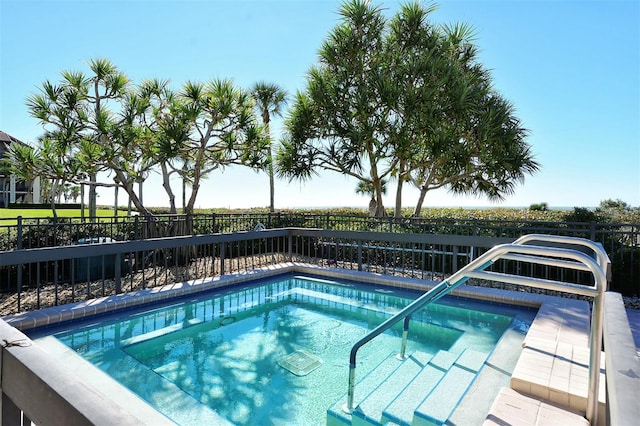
[{"left": 0, "top": 131, "right": 40, "bottom": 207}]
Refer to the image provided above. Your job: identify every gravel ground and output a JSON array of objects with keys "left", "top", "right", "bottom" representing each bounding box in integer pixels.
[
  {"left": 625, "top": 307, "right": 640, "bottom": 351},
  {"left": 624, "top": 296, "right": 640, "bottom": 310}
]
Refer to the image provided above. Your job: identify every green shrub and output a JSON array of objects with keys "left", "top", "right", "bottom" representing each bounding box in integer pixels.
[
  {"left": 529, "top": 202, "right": 548, "bottom": 211},
  {"left": 563, "top": 207, "right": 602, "bottom": 223}
]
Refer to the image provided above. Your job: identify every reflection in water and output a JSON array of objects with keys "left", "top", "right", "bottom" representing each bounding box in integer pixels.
[{"left": 50, "top": 276, "right": 519, "bottom": 426}]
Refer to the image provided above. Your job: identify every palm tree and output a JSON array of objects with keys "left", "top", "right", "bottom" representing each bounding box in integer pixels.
[
  {"left": 70, "top": 185, "right": 81, "bottom": 203},
  {"left": 85, "top": 58, "right": 129, "bottom": 218},
  {"left": 356, "top": 179, "right": 387, "bottom": 217},
  {"left": 251, "top": 82, "right": 287, "bottom": 212}
]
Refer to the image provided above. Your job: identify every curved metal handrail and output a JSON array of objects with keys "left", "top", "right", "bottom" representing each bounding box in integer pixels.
[
  {"left": 512, "top": 234, "right": 610, "bottom": 272},
  {"left": 344, "top": 236, "right": 608, "bottom": 425}
]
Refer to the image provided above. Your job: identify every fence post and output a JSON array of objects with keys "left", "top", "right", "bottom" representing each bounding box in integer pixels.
[
  {"left": 15, "top": 211, "right": 23, "bottom": 311},
  {"left": 357, "top": 240, "right": 363, "bottom": 271},
  {"left": 452, "top": 246, "right": 459, "bottom": 272},
  {"left": 472, "top": 219, "right": 478, "bottom": 262},
  {"left": 114, "top": 253, "right": 122, "bottom": 294},
  {"left": 288, "top": 233, "right": 293, "bottom": 261},
  {"left": 590, "top": 221, "right": 596, "bottom": 241},
  {"left": 134, "top": 215, "right": 140, "bottom": 240},
  {"left": 16, "top": 263, "right": 22, "bottom": 314},
  {"left": 220, "top": 243, "right": 226, "bottom": 275},
  {"left": 16, "top": 216, "right": 22, "bottom": 250}
]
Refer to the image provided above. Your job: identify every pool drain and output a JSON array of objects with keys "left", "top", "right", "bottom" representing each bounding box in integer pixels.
[
  {"left": 278, "top": 350, "right": 323, "bottom": 376},
  {"left": 220, "top": 316, "right": 236, "bottom": 326}
]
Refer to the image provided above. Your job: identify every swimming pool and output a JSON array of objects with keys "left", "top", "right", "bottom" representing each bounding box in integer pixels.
[{"left": 28, "top": 274, "right": 534, "bottom": 425}]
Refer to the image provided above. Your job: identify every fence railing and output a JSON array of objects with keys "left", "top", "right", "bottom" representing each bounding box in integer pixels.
[
  {"left": 0, "top": 228, "right": 605, "bottom": 316},
  {"left": 2, "top": 212, "right": 639, "bottom": 245},
  {"left": 1, "top": 212, "right": 638, "bottom": 295}
]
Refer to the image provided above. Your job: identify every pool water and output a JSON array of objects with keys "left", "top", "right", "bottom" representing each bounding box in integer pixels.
[{"left": 31, "top": 275, "right": 530, "bottom": 425}]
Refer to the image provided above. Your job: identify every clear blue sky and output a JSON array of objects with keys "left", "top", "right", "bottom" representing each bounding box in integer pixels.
[{"left": 1, "top": 0, "right": 638, "bottom": 210}]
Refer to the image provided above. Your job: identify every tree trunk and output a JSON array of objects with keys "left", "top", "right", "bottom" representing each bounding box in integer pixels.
[
  {"left": 394, "top": 181, "right": 403, "bottom": 218},
  {"left": 50, "top": 197, "right": 58, "bottom": 220},
  {"left": 268, "top": 149, "right": 275, "bottom": 212},
  {"left": 265, "top": 120, "right": 275, "bottom": 213},
  {"left": 182, "top": 171, "right": 187, "bottom": 213},
  {"left": 80, "top": 184, "right": 85, "bottom": 220},
  {"left": 413, "top": 186, "right": 428, "bottom": 217},
  {"left": 185, "top": 169, "right": 201, "bottom": 216},
  {"left": 160, "top": 162, "right": 177, "bottom": 214},
  {"left": 368, "top": 197, "right": 377, "bottom": 217},
  {"left": 50, "top": 179, "right": 59, "bottom": 220},
  {"left": 89, "top": 173, "right": 97, "bottom": 221},
  {"left": 371, "top": 177, "right": 386, "bottom": 217},
  {"left": 394, "top": 159, "right": 406, "bottom": 218},
  {"left": 374, "top": 180, "right": 386, "bottom": 217},
  {"left": 113, "top": 170, "right": 150, "bottom": 216},
  {"left": 368, "top": 141, "right": 386, "bottom": 217},
  {"left": 113, "top": 185, "right": 118, "bottom": 214},
  {"left": 185, "top": 144, "right": 207, "bottom": 216}
]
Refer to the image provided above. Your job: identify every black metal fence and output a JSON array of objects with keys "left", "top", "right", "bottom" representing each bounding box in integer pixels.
[
  {"left": 1, "top": 213, "right": 638, "bottom": 297},
  {"left": 0, "top": 228, "right": 611, "bottom": 315}
]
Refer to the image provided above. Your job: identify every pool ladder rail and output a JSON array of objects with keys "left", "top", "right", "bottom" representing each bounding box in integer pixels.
[{"left": 344, "top": 234, "right": 609, "bottom": 425}]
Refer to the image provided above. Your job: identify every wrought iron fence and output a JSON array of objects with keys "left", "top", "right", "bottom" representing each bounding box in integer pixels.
[
  {"left": 1, "top": 228, "right": 609, "bottom": 315},
  {"left": 1, "top": 212, "right": 637, "bottom": 294}
]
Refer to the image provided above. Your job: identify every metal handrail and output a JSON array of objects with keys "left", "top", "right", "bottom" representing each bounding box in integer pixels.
[
  {"left": 344, "top": 235, "right": 608, "bottom": 425},
  {"left": 512, "top": 233, "right": 611, "bottom": 274}
]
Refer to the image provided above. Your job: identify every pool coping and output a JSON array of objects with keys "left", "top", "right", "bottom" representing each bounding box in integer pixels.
[{"left": 3, "top": 262, "right": 564, "bottom": 331}]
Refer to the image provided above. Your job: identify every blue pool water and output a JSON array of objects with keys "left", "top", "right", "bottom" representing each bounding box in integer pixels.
[{"left": 29, "top": 274, "right": 533, "bottom": 425}]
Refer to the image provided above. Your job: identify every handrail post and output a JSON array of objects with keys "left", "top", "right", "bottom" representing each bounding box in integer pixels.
[
  {"left": 586, "top": 291, "right": 604, "bottom": 424},
  {"left": 345, "top": 364, "right": 356, "bottom": 412},
  {"left": 399, "top": 316, "right": 410, "bottom": 359}
]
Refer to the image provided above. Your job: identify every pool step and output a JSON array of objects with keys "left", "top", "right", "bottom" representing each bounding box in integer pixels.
[
  {"left": 352, "top": 351, "right": 434, "bottom": 426},
  {"left": 327, "top": 352, "right": 409, "bottom": 426},
  {"left": 412, "top": 362, "right": 477, "bottom": 425},
  {"left": 379, "top": 357, "right": 445, "bottom": 425},
  {"left": 327, "top": 349, "right": 489, "bottom": 426}
]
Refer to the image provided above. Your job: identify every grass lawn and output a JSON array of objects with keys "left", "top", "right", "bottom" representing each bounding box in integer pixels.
[{"left": 0, "top": 208, "right": 128, "bottom": 223}]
